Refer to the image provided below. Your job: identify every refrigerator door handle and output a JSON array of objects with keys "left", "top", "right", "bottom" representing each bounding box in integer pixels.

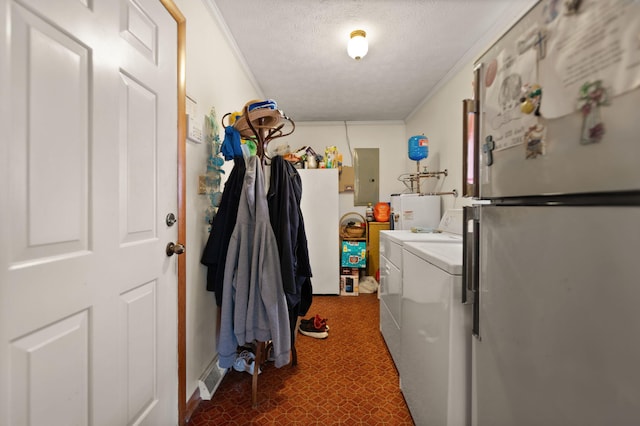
[
  {"left": 462, "top": 207, "right": 472, "bottom": 305},
  {"left": 464, "top": 206, "right": 481, "bottom": 338},
  {"left": 472, "top": 213, "right": 480, "bottom": 339},
  {"left": 463, "top": 207, "right": 480, "bottom": 291}
]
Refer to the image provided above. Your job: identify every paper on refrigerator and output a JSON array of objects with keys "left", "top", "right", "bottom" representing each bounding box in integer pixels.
[{"left": 539, "top": 0, "right": 640, "bottom": 119}]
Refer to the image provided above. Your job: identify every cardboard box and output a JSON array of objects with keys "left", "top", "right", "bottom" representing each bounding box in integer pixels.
[
  {"left": 341, "top": 241, "right": 366, "bottom": 268},
  {"left": 339, "top": 166, "right": 355, "bottom": 192},
  {"left": 340, "top": 267, "right": 359, "bottom": 276},
  {"left": 340, "top": 274, "right": 359, "bottom": 296}
]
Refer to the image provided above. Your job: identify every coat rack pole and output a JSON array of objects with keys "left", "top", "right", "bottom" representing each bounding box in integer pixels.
[{"left": 252, "top": 341, "right": 264, "bottom": 408}]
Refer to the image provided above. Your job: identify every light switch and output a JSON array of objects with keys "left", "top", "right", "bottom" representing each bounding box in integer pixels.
[{"left": 187, "top": 114, "right": 203, "bottom": 143}]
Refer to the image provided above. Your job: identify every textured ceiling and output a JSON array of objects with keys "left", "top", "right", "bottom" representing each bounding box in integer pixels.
[{"left": 208, "top": 0, "right": 535, "bottom": 122}]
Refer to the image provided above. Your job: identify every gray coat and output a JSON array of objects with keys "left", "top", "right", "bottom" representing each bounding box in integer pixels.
[{"left": 218, "top": 156, "right": 291, "bottom": 369}]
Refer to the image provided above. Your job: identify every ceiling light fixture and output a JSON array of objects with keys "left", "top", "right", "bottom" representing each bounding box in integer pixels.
[{"left": 347, "top": 29, "right": 368, "bottom": 60}]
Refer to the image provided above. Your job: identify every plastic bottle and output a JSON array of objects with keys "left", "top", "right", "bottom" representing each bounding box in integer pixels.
[
  {"left": 366, "top": 203, "right": 374, "bottom": 222},
  {"left": 373, "top": 202, "right": 390, "bottom": 222}
]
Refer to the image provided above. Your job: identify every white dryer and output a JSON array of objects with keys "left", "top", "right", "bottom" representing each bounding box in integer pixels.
[{"left": 401, "top": 241, "right": 471, "bottom": 426}]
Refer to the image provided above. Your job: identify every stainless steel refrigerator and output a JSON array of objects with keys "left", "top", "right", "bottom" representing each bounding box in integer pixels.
[{"left": 463, "top": 1, "right": 640, "bottom": 425}]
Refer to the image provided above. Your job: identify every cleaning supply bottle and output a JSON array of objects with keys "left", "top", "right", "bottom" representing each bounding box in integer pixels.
[{"left": 366, "top": 203, "right": 374, "bottom": 222}]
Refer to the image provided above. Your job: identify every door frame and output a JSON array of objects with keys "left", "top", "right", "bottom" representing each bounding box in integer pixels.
[{"left": 158, "top": 1, "right": 187, "bottom": 424}]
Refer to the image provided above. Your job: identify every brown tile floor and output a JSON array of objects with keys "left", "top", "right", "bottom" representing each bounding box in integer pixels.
[{"left": 189, "top": 293, "right": 414, "bottom": 425}]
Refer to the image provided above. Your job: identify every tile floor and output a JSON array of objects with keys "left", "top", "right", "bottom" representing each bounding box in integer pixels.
[{"left": 189, "top": 293, "right": 414, "bottom": 425}]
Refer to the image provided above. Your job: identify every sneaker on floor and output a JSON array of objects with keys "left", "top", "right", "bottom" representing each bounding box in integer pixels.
[
  {"left": 299, "top": 315, "right": 329, "bottom": 339},
  {"left": 233, "top": 350, "right": 261, "bottom": 375},
  {"left": 300, "top": 314, "right": 329, "bottom": 331}
]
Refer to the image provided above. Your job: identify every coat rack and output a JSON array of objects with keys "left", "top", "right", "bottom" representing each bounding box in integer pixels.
[{"left": 220, "top": 102, "right": 296, "bottom": 408}]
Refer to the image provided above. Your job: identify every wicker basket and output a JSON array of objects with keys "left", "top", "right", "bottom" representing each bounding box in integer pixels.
[{"left": 340, "top": 212, "right": 366, "bottom": 239}]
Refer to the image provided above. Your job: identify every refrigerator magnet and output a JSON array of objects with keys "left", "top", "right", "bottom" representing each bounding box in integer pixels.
[
  {"left": 578, "top": 80, "right": 609, "bottom": 145},
  {"left": 483, "top": 135, "right": 496, "bottom": 166},
  {"left": 520, "top": 83, "right": 542, "bottom": 116},
  {"left": 524, "top": 124, "right": 546, "bottom": 159}
]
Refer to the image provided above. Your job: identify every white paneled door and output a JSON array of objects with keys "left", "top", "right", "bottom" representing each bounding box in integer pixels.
[{"left": 0, "top": 0, "right": 179, "bottom": 425}]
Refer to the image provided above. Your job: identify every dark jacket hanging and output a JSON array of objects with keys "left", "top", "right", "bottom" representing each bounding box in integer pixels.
[
  {"left": 267, "top": 155, "right": 313, "bottom": 316},
  {"left": 201, "top": 155, "right": 246, "bottom": 306}
]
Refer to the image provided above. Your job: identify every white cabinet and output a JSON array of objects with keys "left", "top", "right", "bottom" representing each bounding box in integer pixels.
[{"left": 299, "top": 169, "right": 339, "bottom": 294}]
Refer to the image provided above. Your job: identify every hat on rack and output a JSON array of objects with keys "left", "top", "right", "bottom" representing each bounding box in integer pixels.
[{"left": 233, "top": 100, "right": 282, "bottom": 139}]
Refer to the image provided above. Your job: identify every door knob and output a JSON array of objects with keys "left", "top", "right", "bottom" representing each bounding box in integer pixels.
[{"left": 166, "top": 242, "right": 185, "bottom": 256}]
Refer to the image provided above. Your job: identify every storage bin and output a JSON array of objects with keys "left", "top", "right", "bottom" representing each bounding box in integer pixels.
[{"left": 341, "top": 241, "right": 366, "bottom": 268}]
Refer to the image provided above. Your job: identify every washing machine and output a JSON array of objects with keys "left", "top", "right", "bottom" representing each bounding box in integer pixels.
[
  {"left": 400, "top": 240, "right": 471, "bottom": 426},
  {"left": 378, "top": 209, "right": 462, "bottom": 369}
]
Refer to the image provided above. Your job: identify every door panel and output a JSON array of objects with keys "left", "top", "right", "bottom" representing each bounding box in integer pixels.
[
  {"left": 0, "top": 0, "right": 178, "bottom": 424},
  {"left": 121, "top": 0, "right": 158, "bottom": 63},
  {"left": 10, "top": 2, "right": 90, "bottom": 264},
  {"left": 120, "top": 281, "right": 157, "bottom": 424},
  {"left": 11, "top": 311, "right": 89, "bottom": 426},
  {"left": 118, "top": 72, "right": 158, "bottom": 244}
]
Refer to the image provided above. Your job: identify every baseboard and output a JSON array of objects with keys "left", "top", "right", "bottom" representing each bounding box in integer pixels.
[{"left": 185, "top": 386, "right": 200, "bottom": 423}]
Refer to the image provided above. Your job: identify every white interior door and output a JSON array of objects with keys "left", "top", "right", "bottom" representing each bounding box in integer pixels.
[{"left": 0, "top": 0, "right": 179, "bottom": 425}]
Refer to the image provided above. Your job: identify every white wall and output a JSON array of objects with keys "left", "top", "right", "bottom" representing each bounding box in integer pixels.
[
  {"left": 174, "top": 0, "right": 262, "bottom": 400},
  {"left": 405, "top": 64, "right": 475, "bottom": 213},
  {"left": 289, "top": 121, "right": 407, "bottom": 220}
]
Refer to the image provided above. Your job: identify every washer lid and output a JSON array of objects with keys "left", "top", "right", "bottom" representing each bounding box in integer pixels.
[
  {"left": 380, "top": 229, "right": 462, "bottom": 245},
  {"left": 403, "top": 241, "right": 463, "bottom": 275}
]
